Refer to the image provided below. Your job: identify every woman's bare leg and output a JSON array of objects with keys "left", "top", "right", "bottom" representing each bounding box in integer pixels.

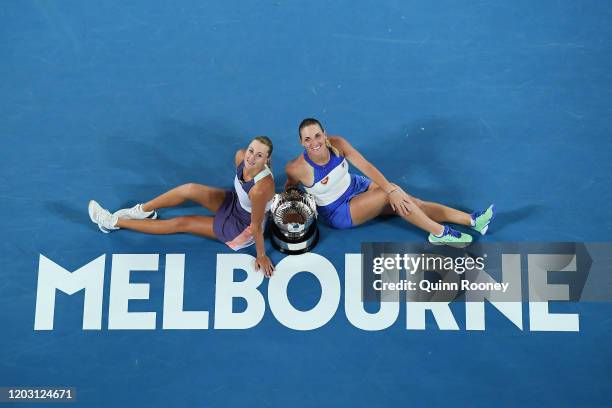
[
  {"left": 350, "top": 182, "right": 472, "bottom": 227},
  {"left": 349, "top": 183, "right": 444, "bottom": 235},
  {"left": 418, "top": 201, "right": 471, "bottom": 225},
  {"left": 116, "top": 216, "right": 216, "bottom": 238},
  {"left": 141, "top": 183, "right": 226, "bottom": 213}
]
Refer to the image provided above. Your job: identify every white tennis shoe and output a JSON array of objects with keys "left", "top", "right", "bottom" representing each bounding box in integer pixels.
[{"left": 88, "top": 200, "right": 119, "bottom": 233}]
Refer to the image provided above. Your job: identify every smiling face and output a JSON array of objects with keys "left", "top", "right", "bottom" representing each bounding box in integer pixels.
[
  {"left": 244, "top": 139, "right": 271, "bottom": 170},
  {"left": 300, "top": 123, "right": 328, "bottom": 159}
]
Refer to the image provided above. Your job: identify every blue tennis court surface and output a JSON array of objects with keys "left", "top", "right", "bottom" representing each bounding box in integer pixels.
[{"left": 2, "top": 0, "right": 611, "bottom": 406}]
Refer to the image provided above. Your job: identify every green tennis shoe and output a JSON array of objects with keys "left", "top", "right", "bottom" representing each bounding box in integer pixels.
[
  {"left": 471, "top": 204, "right": 496, "bottom": 235},
  {"left": 428, "top": 226, "right": 473, "bottom": 248}
]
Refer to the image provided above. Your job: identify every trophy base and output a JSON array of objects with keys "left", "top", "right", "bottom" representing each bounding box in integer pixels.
[{"left": 270, "top": 222, "right": 319, "bottom": 255}]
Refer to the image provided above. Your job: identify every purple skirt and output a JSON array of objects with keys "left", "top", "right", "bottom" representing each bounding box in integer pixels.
[{"left": 213, "top": 191, "right": 254, "bottom": 250}]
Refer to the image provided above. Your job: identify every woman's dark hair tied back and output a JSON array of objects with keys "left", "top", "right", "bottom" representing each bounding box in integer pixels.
[{"left": 298, "top": 118, "right": 324, "bottom": 137}]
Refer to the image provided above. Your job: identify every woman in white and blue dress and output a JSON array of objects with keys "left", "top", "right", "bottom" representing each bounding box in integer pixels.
[
  {"left": 284, "top": 118, "right": 495, "bottom": 246},
  {"left": 88, "top": 136, "right": 276, "bottom": 276}
]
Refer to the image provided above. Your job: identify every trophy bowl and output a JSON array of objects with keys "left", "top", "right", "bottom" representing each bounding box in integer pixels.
[{"left": 269, "top": 187, "right": 319, "bottom": 254}]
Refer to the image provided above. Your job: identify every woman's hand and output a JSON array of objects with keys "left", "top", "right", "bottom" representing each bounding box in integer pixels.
[
  {"left": 388, "top": 186, "right": 413, "bottom": 216},
  {"left": 255, "top": 254, "right": 275, "bottom": 278}
]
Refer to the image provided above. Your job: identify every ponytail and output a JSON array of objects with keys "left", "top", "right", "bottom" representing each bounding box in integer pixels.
[{"left": 325, "top": 138, "right": 340, "bottom": 157}]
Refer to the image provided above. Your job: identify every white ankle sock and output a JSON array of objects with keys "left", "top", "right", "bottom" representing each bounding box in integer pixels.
[{"left": 138, "top": 204, "right": 153, "bottom": 215}]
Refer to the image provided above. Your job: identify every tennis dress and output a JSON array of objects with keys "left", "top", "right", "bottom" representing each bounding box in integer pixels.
[
  {"left": 213, "top": 162, "right": 272, "bottom": 250},
  {"left": 302, "top": 149, "right": 371, "bottom": 229}
]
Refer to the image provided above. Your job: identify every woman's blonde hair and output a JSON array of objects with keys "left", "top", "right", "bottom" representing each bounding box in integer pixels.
[
  {"left": 298, "top": 118, "right": 340, "bottom": 156},
  {"left": 252, "top": 135, "right": 273, "bottom": 168}
]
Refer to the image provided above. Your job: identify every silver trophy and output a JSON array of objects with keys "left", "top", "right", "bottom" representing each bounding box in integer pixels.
[{"left": 269, "top": 187, "right": 319, "bottom": 254}]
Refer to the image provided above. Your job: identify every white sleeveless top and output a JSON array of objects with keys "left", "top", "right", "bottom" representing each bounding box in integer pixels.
[
  {"left": 234, "top": 163, "right": 273, "bottom": 213},
  {"left": 302, "top": 149, "right": 352, "bottom": 207}
]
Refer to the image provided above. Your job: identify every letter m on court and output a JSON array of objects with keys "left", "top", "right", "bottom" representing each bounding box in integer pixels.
[{"left": 34, "top": 255, "right": 105, "bottom": 330}]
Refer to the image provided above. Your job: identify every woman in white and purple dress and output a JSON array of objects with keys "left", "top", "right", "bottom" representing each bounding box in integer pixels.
[{"left": 88, "top": 136, "right": 276, "bottom": 276}]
